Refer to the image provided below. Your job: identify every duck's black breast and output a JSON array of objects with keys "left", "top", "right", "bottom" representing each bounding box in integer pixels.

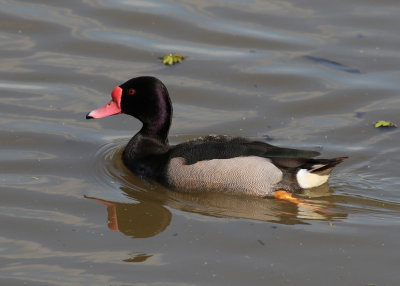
[{"left": 122, "top": 133, "right": 170, "bottom": 180}]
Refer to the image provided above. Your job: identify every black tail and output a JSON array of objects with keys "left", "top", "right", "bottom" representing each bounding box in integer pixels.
[{"left": 309, "top": 157, "right": 348, "bottom": 175}]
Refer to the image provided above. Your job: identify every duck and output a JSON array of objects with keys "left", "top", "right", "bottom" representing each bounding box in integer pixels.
[{"left": 86, "top": 76, "right": 347, "bottom": 198}]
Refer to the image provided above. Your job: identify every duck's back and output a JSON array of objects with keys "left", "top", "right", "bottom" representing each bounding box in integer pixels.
[{"left": 167, "top": 135, "right": 320, "bottom": 163}]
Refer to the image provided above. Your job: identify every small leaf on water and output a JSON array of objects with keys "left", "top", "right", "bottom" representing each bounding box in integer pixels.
[
  {"left": 162, "top": 53, "right": 186, "bottom": 65},
  {"left": 374, "top": 120, "right": 397, "bottom": 128}
]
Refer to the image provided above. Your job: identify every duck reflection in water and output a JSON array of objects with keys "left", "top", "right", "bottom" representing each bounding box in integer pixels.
[
  {"left": 86, "top": 182, "right": 347, "bottom": 239},
  {"left": 87, "top": 194, "right": 171, "bottom": 239}
]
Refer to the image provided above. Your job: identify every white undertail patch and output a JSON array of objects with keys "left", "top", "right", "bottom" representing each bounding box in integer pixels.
[{"left": 296, "top": 169, "right": 330, "bottom": 189}]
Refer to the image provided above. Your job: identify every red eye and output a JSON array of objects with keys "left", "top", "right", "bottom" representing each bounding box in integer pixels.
[{"left": 128, "top": 89, "right": 135, "bottom": 95}]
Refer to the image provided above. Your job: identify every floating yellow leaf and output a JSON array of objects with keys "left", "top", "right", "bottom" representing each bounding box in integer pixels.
[
  {"left": 374, "top": 120, "right": 397, "bottom": 128},
  {"left": 162, "top": 53, "right": 186, "bottom": 65}
]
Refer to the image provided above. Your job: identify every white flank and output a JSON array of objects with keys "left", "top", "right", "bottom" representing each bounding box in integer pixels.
[{"left": 296, "top": 169, "right": 330, "bottom": 189}]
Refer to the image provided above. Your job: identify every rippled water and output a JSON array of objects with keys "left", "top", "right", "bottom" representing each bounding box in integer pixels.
[{"left": 1, "top": 0, "right": 400, "bottom": 285}]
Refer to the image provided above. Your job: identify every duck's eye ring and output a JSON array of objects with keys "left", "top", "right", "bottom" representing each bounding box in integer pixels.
[{"left": 128, "top": 89, "right": 135, "bottom": 95}]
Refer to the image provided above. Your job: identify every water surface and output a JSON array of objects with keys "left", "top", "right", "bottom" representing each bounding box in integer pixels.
[{"left": 1, "top": 0, "right": 399, "bottom": 285}]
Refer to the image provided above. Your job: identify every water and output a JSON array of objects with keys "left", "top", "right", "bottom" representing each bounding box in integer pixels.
[{"left": 1, "top": 0, "right": 399, "bottom": 285}]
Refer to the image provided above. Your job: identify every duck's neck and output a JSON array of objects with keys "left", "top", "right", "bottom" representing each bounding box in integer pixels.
[
  {"left": 139, "top": 91, "right": 172, "bottom": 145},
  {"left": 140, "top": 120, "right": 170, "bottom": 144}
]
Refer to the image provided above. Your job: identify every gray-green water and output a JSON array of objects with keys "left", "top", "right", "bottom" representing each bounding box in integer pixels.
[{"left": 1, "top": 0, "right": 399, "bottom": 285}]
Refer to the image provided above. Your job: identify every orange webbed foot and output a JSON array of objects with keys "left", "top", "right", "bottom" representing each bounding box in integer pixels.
[
  {"left": 274, "top": 190, "right": 333, "bottom": 217},
  {"left": 274, "top": 190, "right": 303, "bottom": 204}
]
